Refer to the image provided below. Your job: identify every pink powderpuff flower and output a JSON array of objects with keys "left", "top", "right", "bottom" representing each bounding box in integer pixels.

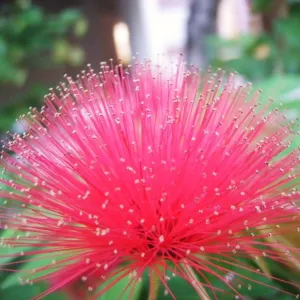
[{"left": 0, "top": 57, "right": 299, "bottom": 299}]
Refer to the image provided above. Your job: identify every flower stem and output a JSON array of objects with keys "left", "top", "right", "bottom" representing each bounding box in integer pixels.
[
  {"left": 181, "top": 259, "right": 211, "bottom": 300},
  {"left": 148, "top": 269, "right": 160, "bottom": 300}
]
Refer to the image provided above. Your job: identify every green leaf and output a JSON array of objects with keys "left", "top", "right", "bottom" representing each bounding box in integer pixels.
[
  {"left": 59, "top": 9, "right": 82, "bottom": 26},
  {"left": 253, "top": 74, "right": 300, "bottom": 114},
  {"left": 0, "top": 228, "right": 37, "bottom": 285},
  {"left": 0, "top": 248, "right": 75, "bottom": 290},
  {"left": 67, "top": 47, "right": 85, "bottom": 66},
  {"left": 252, "top": 0, "right": 273, "bottom": 12},
  {"left": 0, "top": 282, "right": 67, "bottom": 300},
  {"left": 157, "top": 275, "right": 198, "bottom": 300},
  {"left": 74, "top": 18, "right": 88, "bottom": 37},
  {"left": 0, "top": 229, "right": 32, "bottom": 265},
  {"left": 97, "top": 273, "right": 143, "bottom": 300}
]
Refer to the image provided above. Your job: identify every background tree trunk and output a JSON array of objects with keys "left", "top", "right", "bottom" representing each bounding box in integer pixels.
[{"left": 186, "top": 0, "right": 219, "bottom": 68}]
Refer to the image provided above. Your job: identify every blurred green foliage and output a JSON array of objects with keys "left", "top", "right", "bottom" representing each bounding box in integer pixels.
[
  {"left": 209, "top": 0, "right": 300, "bottom": 79},
  {"left": 208, "top": 0, "right": 300, "bottom": 122},
  {"left": 0, "top": 0, "right": 87, "bottom": 132}
]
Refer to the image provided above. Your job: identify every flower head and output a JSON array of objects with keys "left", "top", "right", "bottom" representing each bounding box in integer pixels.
[{"left": 0, "top": 58, "right": 299, "bottom": 299}]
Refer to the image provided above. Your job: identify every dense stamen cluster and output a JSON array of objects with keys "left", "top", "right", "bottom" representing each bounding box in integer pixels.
[{"left": 0, "top": 58, "right": 299, "bottom": 299}]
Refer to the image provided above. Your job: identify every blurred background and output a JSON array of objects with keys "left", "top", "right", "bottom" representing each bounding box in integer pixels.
[
  {"left": 0, "top": 0, "right": 299, "bottom": 299},
  {"left": 1, "top": 0, "right": 300, "bottom": 138}
]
